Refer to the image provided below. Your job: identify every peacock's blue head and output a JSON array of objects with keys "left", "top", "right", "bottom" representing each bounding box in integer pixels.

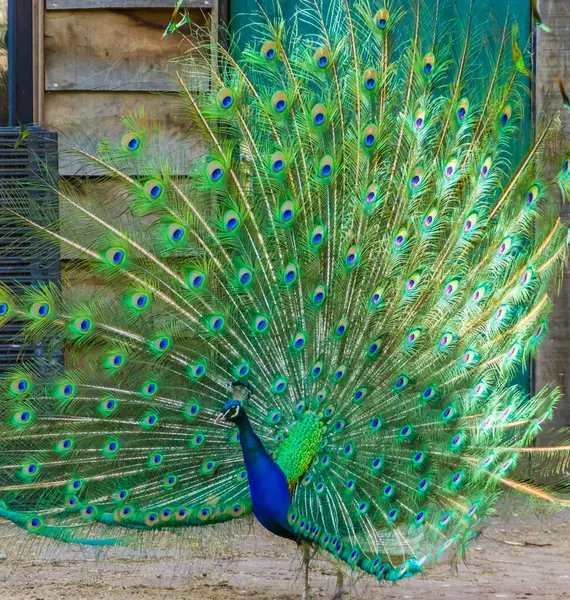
[
  {"left": 220, "top": 399, "right": 244, "bottom": 422},
  {"left": 219, "top": 382, "right": 252, "bottom": 422}
]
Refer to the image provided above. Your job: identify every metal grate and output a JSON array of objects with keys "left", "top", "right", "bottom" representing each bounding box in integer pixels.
[{"left": 0, "top": 127, "right": 60, "bottom": 372}]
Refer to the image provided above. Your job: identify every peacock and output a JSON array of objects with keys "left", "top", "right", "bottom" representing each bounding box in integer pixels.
[{"left": 1, "top": 0, "right": 570, "bottom": 592}]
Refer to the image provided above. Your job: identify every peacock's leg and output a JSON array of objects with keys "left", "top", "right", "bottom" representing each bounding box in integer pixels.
[
  {"left": 331, "top": 566, "right": 344, "bottom": 600},
  {"left": 301, "top": 542, "right": 311, "bottom": 600}
]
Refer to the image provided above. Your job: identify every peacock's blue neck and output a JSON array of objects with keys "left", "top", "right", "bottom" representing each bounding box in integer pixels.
[{"left": 234, "top": 412, "right": 295, "bottom": 541}]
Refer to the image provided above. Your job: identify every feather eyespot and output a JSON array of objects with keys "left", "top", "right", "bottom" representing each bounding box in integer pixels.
[
  {"left": 362, "top": 125, "right": 377, "bottom": 149},
  {"left": 10, "top": 377, "right": 30, "bottom": 395},
  {"left": 335, "top": 318, "right": 348, "bottom": 337},
  {"left": 144, "top": 179, "right": 164, "bottom": 200},
  {"left": 312, "top": 284, "right": 326, "bottom": 305},
  {"left": 13, "top": 409, "right": 33, "bottom": 425},
  {"left": 368, "top": 338, "right": 382, "bottom": 356},
  {"left": 353, "top": 387, "right": 367, "bottom": 403},
  {"left": 279, "top": 200, "right": 294, "bottom": 223},
  {"left": 525, "top": 185, "right": 539, "bottom": 208},
  {"left": 105, "top": 247, "right": 126, "bottom": 266},
  {"left": 20, "top": 461, "right": 39, "bottom": 478},
  {"left": 253, "top": 315, "right": 269, "bottom": 333},
  {"left": 310, "top": 225, "right": 326, "bottom": 247},
  {"left": 272, "top": 377, "right": 287, "bottom": 393},
  {"left": 282, "top": 262, "right": 298, "bottom": 285},
  {"left": 271, "top": 152, "right": 287, "bottom": 175},
  {"left": 151, "top": 336, "right": 171, "bottom": 352},
  {"left": 261, "top": 40, "right": 277, "bottom": 61},
  {"left": 481, "top": 157, "right": 492, "bottom": 178},
  {"left": 497, "top": 236, "right": 512, "bottom": 256},
  {"left": 371, "top": 456, "right": 383, "bottom": 472},
  {"left": 73, "top": 317, "right": 92, "bottom": 334},
  {"left": 130, "top": 292, "right": 150, "bottom": 310},
  {"left": 345, "top": 245, "right": 360, "bottom": 268},
  {"left": 176, "top": 507, "right": 189, "bottom": 521},
  {"left": 223, "top": 210, "right": 240, "bottom": 232},
  {"left": 311, "top": 104, "right": 327, "bottom": 127},
  {"left": 237, "top": 267, "right": 252, "bottom": 286},
  {"left": 443, "top": 279, "right": 459, "bottom": 298},
  {"left": 500, "top": 105, "right": 512, "bottom": 127},
  {"left": 394, "top": 228, "right": 408, "bottom": 249},
  {"left": 457, "top": 98, "right": 469, "bottom": 121},
  {"left": 423, "top": 53, "right": 435, "bottom": 75},
  {"left": 268, "top": 409, "right": 281, "bottom": 424},
  {"left": 184, "top": 402, "right": 200, "bottom": 421},
  {"left": 422, "top": 386, "right": 437, "bottom": 401},
  {"left": 471, "top": 285, "right": 487, "bottom": 303},
  {"left": 31, "top": 302, "right": 50, "bottom": 319},
  {"left": 520, "top": 266, "right": 534, "bottom": 287},
  {"left": 27, "top": 517, "right": 42, "bottom": 531},
  {"left": 423, "top": 207, "right": 437, "bottom": 229},
  {"left": 460, "top": 349, "right": 479, "bottom": 367},
  {"left": 374, "top": 8, "right": 389, "bottom": 30},
  {"left": 365, "top": 184, "right": 379, "bottom": 205},
  {"left": 168, "top": 224, "right": 185, "bottom": 242},
  {"left": 333, "top": 365, "right": 346, "bottom": 381},
  {"left": 188, "top": 362, "right": 206, "bottom": 379},
  {"left": 369, "top": 286, "right": 383, "bottom": 308},
  {"left": 414, "top": 109, "right": 425, "bottom": 131},
  {"left": 292, "top": 332, "right": 306, "bottom": 350},
  {"left": 216, "top": 87, "right": 236, "bottom": 110},
  {"left": 410, "top": 168, "right": 423, "bottom": 189},
  {"left": 99, "top": 398, "right": 119, "bottom": 415},
  {"left": 271, "top": 91, "right": 288, "bottom": 114},
  {"left": 206, "top": 315, "right": 224, "bottom": 332},
  {"left": 394, "top": 375, "right": 409, "bottom": 390},
  {"left": 104, "top": 353, "right": 126, "bottom": 369},
  {"left": 405, "top": 272, "right": 420, "bottom": 293},
  {"left": 314, "top": 47, "right": 331, "bottom": 70},
  {"left": 405, "top": 328, "right": 420, "bottom": 347},
  {"left": 121, "top": 132, "right": 141, "bottom": 152},
  {"left": 318, "top": 155, "right": 334, "bottom": 178},
  {"left": 444, "top": 159, "right": 457, "bottom": 179},
  {"left": 311, "top": 361, "right": 323, "bottom": 377},
  {"left": 316, "top": 388, "right": 328, "bottom": 403},
  {"left": 563, "top": 157, "right": 569, "bottom": 174},
  {"left": 363, "top": 68, "right": 377, "bottom": 90},
  {"left": 188, "top": 269, "right": 206, "bottom": 290},
  {"left": 462, "top": 212, "right": 478, "bottom": 234},
  {"left": 370, "top": 416, "right": 383, "bottom": 432},
  {"left": 207, "top": 161, "right": 225, "bottom": 183}
]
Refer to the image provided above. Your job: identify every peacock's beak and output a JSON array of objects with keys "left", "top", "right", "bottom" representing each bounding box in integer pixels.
[{"left": 215, "top": 405, "right": 240, "bottom": 424}]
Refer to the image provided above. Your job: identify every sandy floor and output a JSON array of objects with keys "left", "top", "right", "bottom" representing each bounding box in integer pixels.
[{"left": 0, "top": 500, "right": 568, "bottom": 599}]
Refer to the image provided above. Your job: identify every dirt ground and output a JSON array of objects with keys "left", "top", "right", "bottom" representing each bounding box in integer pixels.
[{"left": 0, "top": 499, "right": 568, "bottom": 600}]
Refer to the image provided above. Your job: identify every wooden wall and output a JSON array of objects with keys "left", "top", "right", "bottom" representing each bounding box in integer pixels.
[
  {"left": 37, "top": 0, "right": 218, "bottom": 175},
  {"left": 535, "top": 0, "right": 570, "bottom": 430},
  {"left": 34, "top": 0, "right": 219, "bottom": 276}
]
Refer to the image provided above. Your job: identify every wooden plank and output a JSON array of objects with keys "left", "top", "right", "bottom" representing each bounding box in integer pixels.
[
  {"left": 535, "top": 0, "right": 570, "bottom": 432},
  {"left": 45, "top": 9, "right": 210, "bottom": 92},
  {"left": 43, "top": 91, "right": 205, "bottom": 176},
  {"left": 47, "top": 0, "right": 213, "bottom": 9}
]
